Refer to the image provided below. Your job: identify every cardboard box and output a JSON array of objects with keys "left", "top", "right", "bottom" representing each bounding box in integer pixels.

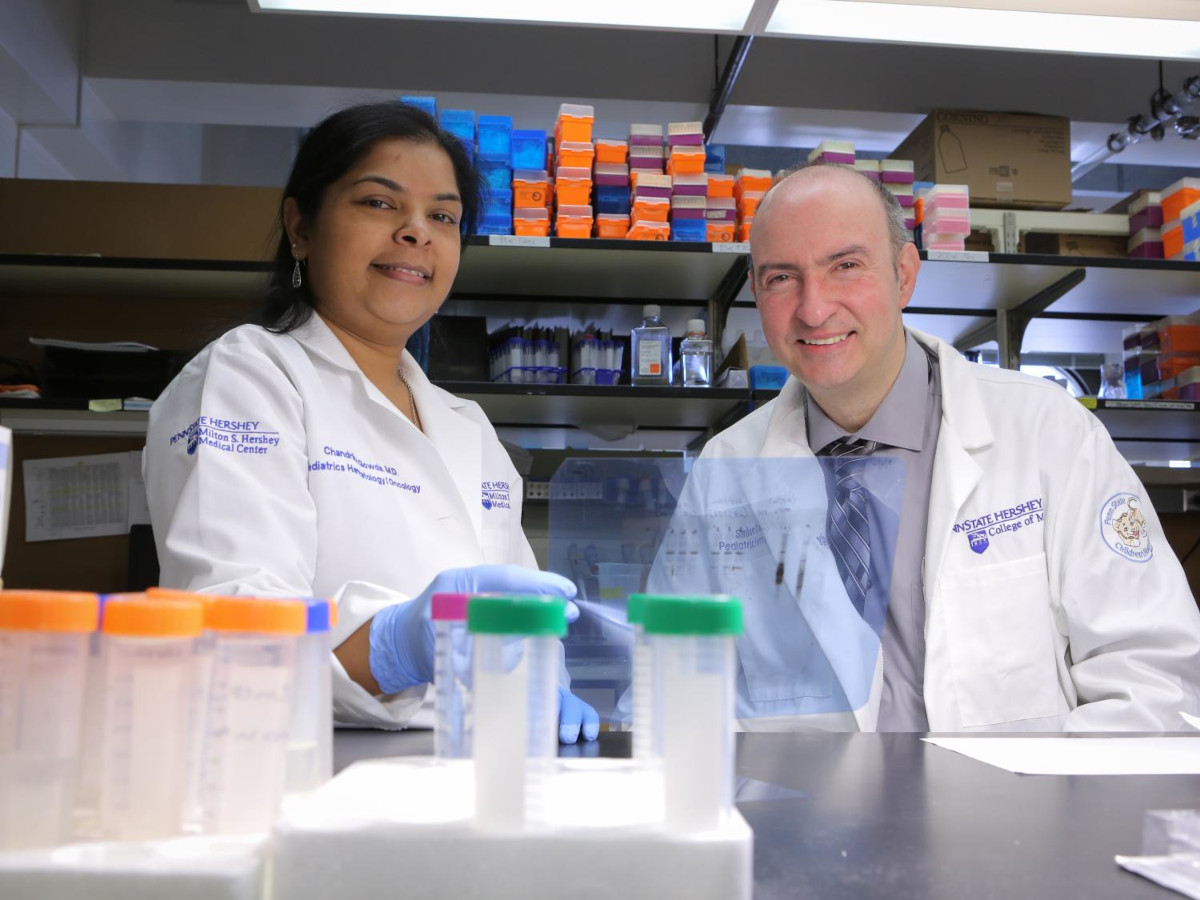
[
  {"left": 1020, "top": 232, "right": 1127, "bottom": 258},
  {"left": 0, "top": 179, "right": 279, "bottom": 260},
  {"left": 892, "top": 110, "right": 1072, "bottom": 210}
]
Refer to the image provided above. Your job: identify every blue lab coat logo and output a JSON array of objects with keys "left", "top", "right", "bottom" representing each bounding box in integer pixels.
[{"left": 967, "top": 529, "right": 989, "bottom": 554}]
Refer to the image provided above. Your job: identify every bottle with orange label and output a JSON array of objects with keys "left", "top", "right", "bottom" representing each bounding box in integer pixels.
[{"left": 631, "top": 304, "right": 672, "bottom": 387}]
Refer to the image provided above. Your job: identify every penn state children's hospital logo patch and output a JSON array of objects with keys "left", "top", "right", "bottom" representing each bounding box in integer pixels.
[{"left": 1100, "top": 493, "right": 1153, "bottom": 563}]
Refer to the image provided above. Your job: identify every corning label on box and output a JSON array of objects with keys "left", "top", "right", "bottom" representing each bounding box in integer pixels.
[
  {"left": 489, "top": 235, "right": 550, "bottom": 248},
  {"left": 712, "top": 242, "right": 750, "bottom": 254}
]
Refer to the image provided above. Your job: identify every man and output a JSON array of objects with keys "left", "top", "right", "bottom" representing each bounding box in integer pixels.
[{"left": 701, "top": 163, "right": 1200, "bottom": 731}]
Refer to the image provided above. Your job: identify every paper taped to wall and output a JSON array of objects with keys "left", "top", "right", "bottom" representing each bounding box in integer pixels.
[{"left": 23, "top": 451, "right": 149, "bottom": 543}]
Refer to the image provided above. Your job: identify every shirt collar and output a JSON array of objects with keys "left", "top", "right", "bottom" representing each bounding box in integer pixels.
[{"left": 806, "top": 329, "right": 931, "bottom": 453}]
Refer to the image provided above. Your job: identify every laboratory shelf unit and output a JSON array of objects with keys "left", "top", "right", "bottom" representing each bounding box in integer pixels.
[
  {"left": 0, "top": 404, "right": 150, "bottom": 436},
  {"left": 0, "top": 254, "right": 270, "bottom": 300},
  {"left": 2, "top": 245, "right": 1198, "bottom": 455},
  {"left": 908, "top": 252, "right": 1200, "bottom": 359},
  {"left": 453, "top": 236, "right": 751, "bottom": 303},
  {"left": 440, "top": 382, "right": 750, "bottom": 430}
]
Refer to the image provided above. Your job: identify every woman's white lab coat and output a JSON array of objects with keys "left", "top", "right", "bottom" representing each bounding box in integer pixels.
[
  {"left": 142, "top": 316, "right": 534, "bottom": 728},
  {"left": 701, "top": 329, "right": 1200, "bottom": 732}
]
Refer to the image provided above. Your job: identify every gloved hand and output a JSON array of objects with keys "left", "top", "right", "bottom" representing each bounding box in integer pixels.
[
  {"left": 558, "top": 686, "right": 600, "bottom": 744},
  {"left": 368, "top": 564, "right": 577, "bottom": 695}
]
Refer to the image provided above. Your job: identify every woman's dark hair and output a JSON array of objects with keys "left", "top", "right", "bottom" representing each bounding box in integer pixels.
[{"left": 258, "top": 101, "right": 483, "bottom": 332}]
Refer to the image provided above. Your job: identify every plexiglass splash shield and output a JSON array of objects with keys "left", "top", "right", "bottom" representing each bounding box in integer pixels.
[{"left": 548, "top": 455, "right": 904, "bottom": 728}]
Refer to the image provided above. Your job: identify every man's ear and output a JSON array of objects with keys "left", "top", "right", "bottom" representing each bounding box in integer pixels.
[
  {"left": 282, "top": 197, "right": 309, "bottom": 258},
  {"left": 896, "top": 242, "right": 921, "bottom": 311}
]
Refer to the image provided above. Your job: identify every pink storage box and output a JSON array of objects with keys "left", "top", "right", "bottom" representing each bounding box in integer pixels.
[
  {"left": 923, "top": 215, "right": 970, "bottom": 235},
  {"left": 923, "top": 186, "right": 970, "bottom": 209},
  {"left": 924, "top": 198, "right": 970, "bottom": 219},
  {"left": 924, "top": 234, "right": 966, "bottom": 250}
]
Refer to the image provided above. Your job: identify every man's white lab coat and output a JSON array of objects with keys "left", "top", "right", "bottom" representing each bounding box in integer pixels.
[
  {"left": 143, "top": 316, "right": 534, "bottom": 728},
  {"left": 702, "top": 329, "right": 1200, "bottom": 731}
]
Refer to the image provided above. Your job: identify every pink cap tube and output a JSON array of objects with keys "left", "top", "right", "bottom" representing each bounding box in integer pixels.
[{"left": 431, "top": 593, "right": 469, "bottom": 621}]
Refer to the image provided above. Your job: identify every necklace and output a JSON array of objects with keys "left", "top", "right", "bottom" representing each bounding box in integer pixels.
[{"left": 398, "top": 369, "right": 422, "bottom": 430}]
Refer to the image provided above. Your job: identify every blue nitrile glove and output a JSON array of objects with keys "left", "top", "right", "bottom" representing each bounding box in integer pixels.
[
  {"left": 368, "top": 563, "right": 577, "bottom": 695},
  {"left": 558, "top": 686, "right": 600, "bottom": 744}
]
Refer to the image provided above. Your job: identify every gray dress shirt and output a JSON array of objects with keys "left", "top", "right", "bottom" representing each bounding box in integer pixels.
[{"left": 806, "top": 330, "right": 943, "bottom": 730}]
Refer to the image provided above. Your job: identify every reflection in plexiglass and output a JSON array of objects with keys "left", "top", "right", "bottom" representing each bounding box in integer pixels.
[{"left": 549, "top": 456, "right": 904, "bottom": 727}]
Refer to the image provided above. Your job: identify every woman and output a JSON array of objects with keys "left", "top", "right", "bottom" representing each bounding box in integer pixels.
[{"left": 143, "top": 102, "right": 598, "bottom": 743}]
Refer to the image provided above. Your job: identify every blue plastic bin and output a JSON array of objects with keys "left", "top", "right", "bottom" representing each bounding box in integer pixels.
[
  {"left": 671, "top": 218, "right": 707, "bottom": 242},
  {"left": 704, "top": 143, "right": 726, "bottom": 174},
  {"left": 478, "top": 115, "right": 513, "bottom": 163},
  {"left": 439, "top": 109, "right": 475, "bottom": 143},
  {"left": 400, "top": 95, "right": 437, "bottom": 119},
  {"left": 749, "top": 365, "right": 789, "bottom": 390},
  {"left": 511, "top": 129, "right": 548, "bottom": 170},
  {"left": 595, "top": 185, "right": 631, "bottom": 215},
  {"left": 478, "top": 161, "right": 513, "bottom": 192}
]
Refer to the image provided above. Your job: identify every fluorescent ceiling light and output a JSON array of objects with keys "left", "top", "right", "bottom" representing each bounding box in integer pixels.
[
  {"left": 766, "top": 0, "right": 1200, "bottom": 59},
  {"left": 249, "top": 0, "right": 755, "bottom": 33}
]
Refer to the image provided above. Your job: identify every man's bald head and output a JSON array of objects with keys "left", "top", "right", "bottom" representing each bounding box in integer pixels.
[{"left": 755, "top": 163, "right": 911, "bottom": 268}]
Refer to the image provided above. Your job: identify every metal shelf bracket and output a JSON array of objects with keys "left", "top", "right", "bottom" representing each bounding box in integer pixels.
[{"left": 953, "top": 268, "right": 1086, "bottom": 369}]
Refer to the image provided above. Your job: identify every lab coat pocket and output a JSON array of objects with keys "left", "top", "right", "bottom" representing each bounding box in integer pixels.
[{"left": 939, "top": 553, "right": 1058, "bottom": 727}]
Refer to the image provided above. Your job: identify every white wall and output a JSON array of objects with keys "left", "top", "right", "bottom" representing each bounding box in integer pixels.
[{"left": 0, "top": 106, "right": 17, "bottom": 177}]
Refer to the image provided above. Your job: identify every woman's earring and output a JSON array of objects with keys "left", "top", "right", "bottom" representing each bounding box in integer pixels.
[{"left": 292, "top": 258, "right": 303, "bottom": 289}]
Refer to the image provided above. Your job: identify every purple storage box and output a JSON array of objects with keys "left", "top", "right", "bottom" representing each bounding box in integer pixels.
[
  {"left": 859, "top": 171, "right": 882, "bottom": 182},
  {"left": 629, "top": 131, "right": 664, "bottom": 146},
  {"left": 705, "top": 208, "right": 737, "bottom": 222},
  {"left": 881, "top": 171, "right": 915, "bottom": 184},
  {"left": 671, "top": 182, "right": 707, "bottom": 197},
  {"left": 671, "top": 208, "right": 705, "bottom": 220},
  {"left": 1140, "top": 356, "right": 1161, "bottom": 385},
  {"left": 816, "top": 152, "right": 855, "bottom": 165},
  {"left": 634, "top": 185, "right": 672, "bottom": 199},
  {"left": 630, "top": 159, "right": 665, "bottom": 172},
  {"left": 1128, "top": 242, "right": 1166, "bottom": 259},
  {"left": 1179, "top": 367, "right": 1200, "bottom": 401},
  {"left": 596, "top": 172, "right": 630, "bottom": 187},
  {"left": 1129, "top": 207, "right": 1165, "bottom": 233},
  {"left": 668, "top": 133, "right": 704, "bottom": 147},
  {"left": 894, "top": 193, "right": 915, "bottom": 208}
]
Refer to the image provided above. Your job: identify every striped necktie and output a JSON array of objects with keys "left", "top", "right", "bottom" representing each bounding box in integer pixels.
[{"left": 821, "top": 438, "right": 880, "bottom": 617}]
